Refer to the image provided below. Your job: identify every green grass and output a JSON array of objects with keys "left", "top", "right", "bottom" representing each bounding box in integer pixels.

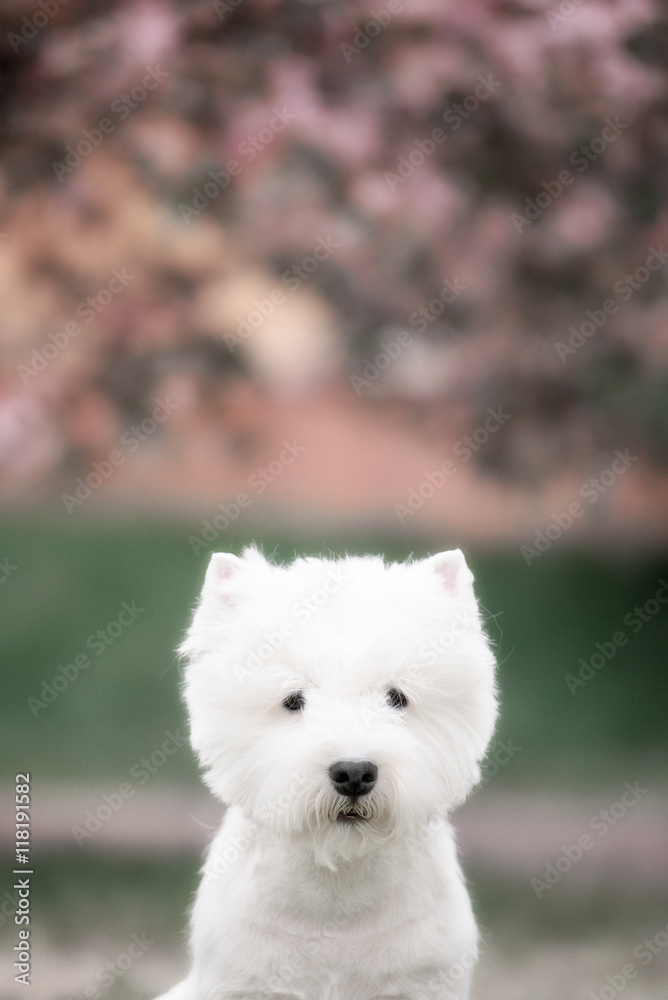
[
  {"left": 1, "top": 513, "right": 667, "bottom": 787},
  {"left": 33, "top": 850, "right": 198, "bottom": 948}
]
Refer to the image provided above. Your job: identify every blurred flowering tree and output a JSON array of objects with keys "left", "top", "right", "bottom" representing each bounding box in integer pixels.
[{"left": 0, "top": 0, "right": 666, "bottom": 537}]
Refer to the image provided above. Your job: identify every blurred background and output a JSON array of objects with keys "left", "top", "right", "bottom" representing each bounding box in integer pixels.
[{"left": 1, "top": 0, "right": 667, "bottom": 996}]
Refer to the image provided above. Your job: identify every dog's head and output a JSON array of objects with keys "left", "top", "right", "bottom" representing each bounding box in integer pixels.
[{"left": 182, "top": 547, "right": 497, "bottom": 866}]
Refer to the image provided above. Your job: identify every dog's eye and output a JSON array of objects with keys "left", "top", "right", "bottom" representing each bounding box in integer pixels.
[
  {"left": 282, "top": 691, "right": 305, "bottom": 712},
  {"left": 387, "top": 687, "right": 408, "bottom": 710}
]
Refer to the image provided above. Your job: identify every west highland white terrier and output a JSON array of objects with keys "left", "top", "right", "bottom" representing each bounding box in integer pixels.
[{"left": 156, "top": 546, "right": 497, "bottom": 1000}]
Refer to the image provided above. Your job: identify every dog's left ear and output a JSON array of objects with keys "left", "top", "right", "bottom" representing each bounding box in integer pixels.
[{"left": 425, "top": 549, "right": 476, "bottom": 602}]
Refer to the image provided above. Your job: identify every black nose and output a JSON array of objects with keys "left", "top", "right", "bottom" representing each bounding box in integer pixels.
[{"left": 329, "top": 759, "right": 378, "bottom": 797}]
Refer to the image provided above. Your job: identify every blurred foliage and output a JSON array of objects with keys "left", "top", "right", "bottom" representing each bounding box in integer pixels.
[{"left": 0, "top": 0, "right": 667, "bottom": 518}]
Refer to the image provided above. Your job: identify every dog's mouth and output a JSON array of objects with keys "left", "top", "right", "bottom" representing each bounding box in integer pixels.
[{"left": 335, "top": 801, "right": 368, "bottom": 823}]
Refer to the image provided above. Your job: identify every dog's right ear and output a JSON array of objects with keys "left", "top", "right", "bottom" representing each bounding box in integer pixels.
[{"left": 201, "top": 552, "right": 243, "bottom": 603}]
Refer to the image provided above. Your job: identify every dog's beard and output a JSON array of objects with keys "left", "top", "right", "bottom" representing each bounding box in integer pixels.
[
  {"left": 249, "top": 774, "right": 434, "bottom": 869},
  {"left": 286, "top": 784, "right": 408, "bottom": 869},
  {"left": 309, "top": 788, "right": 382, "bottom": 826}
]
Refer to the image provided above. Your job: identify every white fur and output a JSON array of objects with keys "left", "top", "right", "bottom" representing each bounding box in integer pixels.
[{"left": 155, "top": 547, "right": 497, "bottom": 1000}]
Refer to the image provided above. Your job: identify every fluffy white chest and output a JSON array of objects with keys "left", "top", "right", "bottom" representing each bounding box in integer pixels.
[{"left": 188, "top": 808, "right": 478, "bottom": 1000}]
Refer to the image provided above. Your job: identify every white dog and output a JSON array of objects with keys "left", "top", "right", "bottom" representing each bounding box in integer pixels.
[{"left": 156, "top": 547, "right": 497, "bottom": 1000}]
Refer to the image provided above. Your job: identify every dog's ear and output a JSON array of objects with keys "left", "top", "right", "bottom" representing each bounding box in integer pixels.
[
  {"left": 201, "top": 552, "right": 243, "bottom": 604},
  {"left": 425, "top": 549, "right": 476, "bottom": 602},
  {"left": 179, "top": 553, "right": 245, "bottom": 660}
]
